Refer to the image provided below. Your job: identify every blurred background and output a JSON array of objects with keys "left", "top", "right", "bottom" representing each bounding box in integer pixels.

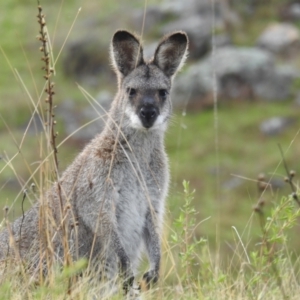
[{"left": 1, "top": 0, "right": 300, "bottom": 266}]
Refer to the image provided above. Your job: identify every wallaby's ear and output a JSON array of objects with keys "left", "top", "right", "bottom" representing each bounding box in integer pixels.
[
  {"left": 153, "top": 31, "right": 188, "bottom": 77},
  {"left": 111, "top": 30, "right": 144, "bottom": 77}
]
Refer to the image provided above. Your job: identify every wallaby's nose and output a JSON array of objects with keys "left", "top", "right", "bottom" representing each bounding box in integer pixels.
[{"left": 139, "top": 106, "right": 158, "bottom": 128}]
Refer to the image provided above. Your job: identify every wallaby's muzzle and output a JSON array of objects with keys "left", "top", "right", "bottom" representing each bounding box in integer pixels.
[{"left": 139, "top": 105, "right": 159, "bottom": 128}]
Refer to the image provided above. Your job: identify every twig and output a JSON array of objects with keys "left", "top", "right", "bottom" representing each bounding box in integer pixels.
[
  {"left": 18, "top": 189, "right": 27, "bottom": 254},
  {"left": 278, "top": 143, "right": 300, "bottom": 207},
  {"left": 253, "top": 175, "right": 288, "bottom": 300},
  {"left": 37, "top": 3, "right": 59, "bottom": 168},
  {"left": 36, "top": 2, "right": 73, "bottom": 295}
]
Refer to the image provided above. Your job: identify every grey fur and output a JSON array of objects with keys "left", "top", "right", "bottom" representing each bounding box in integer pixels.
[{"left": 0, "top": 30, "right": 188, "bottom": 291}]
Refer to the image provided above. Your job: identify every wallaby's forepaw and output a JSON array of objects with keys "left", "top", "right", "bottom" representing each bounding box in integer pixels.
[
  {"left": 142, "top": 269, "right": 159, "bottom": 289},
  {"left": 123, "top": 275, "right": 134, "bottom": 294}
]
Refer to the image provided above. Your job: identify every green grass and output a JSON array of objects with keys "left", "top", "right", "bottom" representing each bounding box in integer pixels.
[{"left": 166, "top": 101, "right": 300, "bottom": 262}]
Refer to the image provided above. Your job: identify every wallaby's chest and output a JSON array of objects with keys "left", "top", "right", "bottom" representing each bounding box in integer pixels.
[
  {"left": 115, "top": 151, "right": 166, "bottom": 221},
  {"left": 113, "top": 147, "right": 168, "bottom": 258}
]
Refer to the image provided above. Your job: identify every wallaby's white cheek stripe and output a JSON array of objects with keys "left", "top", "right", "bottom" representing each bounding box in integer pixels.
[
  {"left": 125, "top": 106, "right": 144, "bottom": 129},
  {"left": 150, "top": 115, "right": 168, "bottom": 132}
]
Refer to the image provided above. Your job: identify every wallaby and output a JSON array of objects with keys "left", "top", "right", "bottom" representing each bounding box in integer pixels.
[{"left": 0, "top": 30, "right": 188, "bottom": 293}]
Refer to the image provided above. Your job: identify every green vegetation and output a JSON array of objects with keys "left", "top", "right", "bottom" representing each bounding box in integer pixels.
[{"left": 1, "top": 0, "right": 300, "bottom": 299}]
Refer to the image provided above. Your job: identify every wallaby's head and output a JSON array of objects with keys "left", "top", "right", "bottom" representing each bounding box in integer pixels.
[{"left": 110, "top": 30, "right": 188, "bottom": 131}]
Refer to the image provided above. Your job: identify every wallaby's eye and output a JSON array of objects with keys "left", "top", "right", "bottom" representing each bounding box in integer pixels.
[
  {"left": 159, "top": 89, "right": 168, "bottom": 99},
  {"left": 127, "top": 88, "right": 136, "bottom": 97}
]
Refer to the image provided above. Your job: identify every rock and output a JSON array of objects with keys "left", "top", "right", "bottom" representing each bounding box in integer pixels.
[
  {"left": 161, "top": 16, "right": 213, "bottom": 59},
  {"left": 94, "top": 90, "right": 112, "bottom": 113},
  {"left": 131, "top": 0, "right": 238, "bottom": 60},
  {"left": 288, "top": 2, "right": 300, "bottom": 19},
  {"left": 160, "top": 0, "right": 238, "bottom": 59},
  {"left": 130, "top": 5, "right": 179, "bottom": 35},
  {"left": 21, "top": 112, "right": 44, "bottom": 135},
  {"left": 58, "top": 91, "right": 112, "bottom": 143},
  {"left": 268, "top": 178, "right": 285, "bottom": 190},
  {"left": 214, "top": 34, "right": 232, "bottom": 48},
  {"left": 259, "top": 117, "right": 295, "bottom": 136},
  {"left": 254, "top": 64, "right": 299, "bottom": 100},
  {"left": 229, "top": 0, "right": 257, "bottom": 16},
  {"left": 172, "top": 47, "right": 298, "bottom": 110},
  {"left": 162, "top": 0, "right": 209, "bottom": 17},
  {"left": 222, "top": 177, "right": 243, "bottom": 191},
  {"left": 294, "top": 91, "right": 300, "bottom": 106},
  {"left": 145, "top": 37, "right": 221, "bottom": 62},
  {"left": 163, "top": 0, "right": 239, "bottom": 24},
  {"left": 279, "top": 1, "right": 300, "bottom": 21},
  {"left": 256, "top": 23, "right": 300, "bottom": 56},
  {"left": 143, "top": 42, "right": 158, "bottom": 61},
  {"left": 171, "top": 63, "right": 213, "bottom": 110},
  {"left": 62, "top": 37, "right": 112, "bottom": 87}
]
